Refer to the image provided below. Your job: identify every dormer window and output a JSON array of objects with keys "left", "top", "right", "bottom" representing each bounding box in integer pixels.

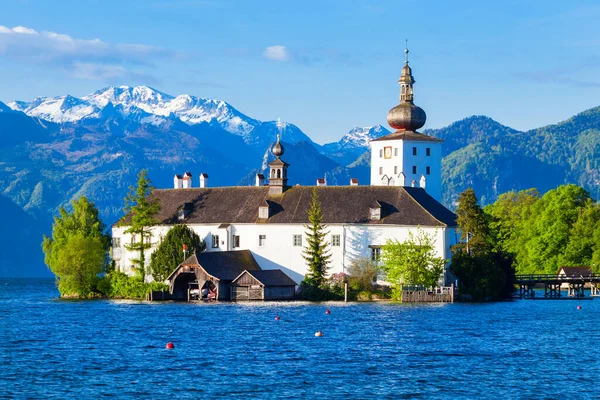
[
  {"left": 178, "top": 202, "right": 193, "bottom": 220},
  {"left": 258, "top": 206, "right": 269, "bottom": 219},
  {"left": 370, "top": 207, "right": 381, "bottom": 220}
]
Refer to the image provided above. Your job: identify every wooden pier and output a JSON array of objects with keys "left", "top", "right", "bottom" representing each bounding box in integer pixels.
[
  {"left": 516, "top": 274, "right": 600, "bottom": 299},
  {"left": 401, "top": 285, "right": 454, "bottom": 303}
]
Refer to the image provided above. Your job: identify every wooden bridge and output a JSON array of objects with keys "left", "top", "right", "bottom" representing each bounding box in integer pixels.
[{"left": 516, "top": 274, "right": 600, "bottom": 299}]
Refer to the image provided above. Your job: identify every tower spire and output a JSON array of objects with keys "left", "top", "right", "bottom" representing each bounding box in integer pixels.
[{"left": 405, "top": 39, "right": 409, "bottom": 65}]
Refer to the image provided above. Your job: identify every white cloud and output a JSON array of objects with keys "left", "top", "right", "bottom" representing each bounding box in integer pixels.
[
  {"left": 0, "top": 25, "right": 172, "bottom": 80},
  {"left": 263, "top": 45, "right": 291, "bottom": 62}
]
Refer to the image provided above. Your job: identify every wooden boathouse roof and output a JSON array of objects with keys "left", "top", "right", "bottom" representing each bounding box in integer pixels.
[
  {"left": 232, "top": 269, "right": 298, "bottom": 287},
  {"left": 167, "top": 250, "right": 261, "bottom": 282}
]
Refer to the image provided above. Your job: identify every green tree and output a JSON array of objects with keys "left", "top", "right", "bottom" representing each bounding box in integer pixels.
[
  {"left": 451, "top": 250, "right": 514, "bottom": 301},
  {"left": 560, "top": 199, "right": 600, "bottom": 267},
  {"left": 381, "top": 230, "right": 445, "bottom": 300},
  {"left": 150, "top": 224, "right": 206, "bottom": 282},
  {"left": 451, "top": 188, "right": 516, "bottom": 300},
  {"left": 302, "top": 188, "right": 331, "bottom": 286},
  {"left": 122, "top": 170, "right": 160, "bottom": 282},
  {"left": 347, "top": 257, "right": 379, "bottom": 292},
  {"left": 485, "top": 188, "right": 540, "bottom": 255},
  {"left": 519, "top": 184, "right": 591, "bottom": 274},
  {"left": 42, "top": 197, "right": 110, "bottom": 297},
  {"left": 455, "top": 187, "right": 490, "bottom": 255}
]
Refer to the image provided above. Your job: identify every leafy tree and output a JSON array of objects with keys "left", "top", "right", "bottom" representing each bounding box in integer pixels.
[
  {"left": 518, "top": 184, "right": 591, "bottom": 274},
  {"left": 42, "top": 197, "right": 110, "bottom": 297},
  {"left": 381, "top": 230, "right": 445, "bottom": 300},
  {"left": 150, "top": 224, "right": 206, "bottom": 282},
  {"left": 451, "top": 250, "right": 514, "bottom": 301},
  {"left": 485, "top": 188, "right": 540, "bottom": 255},
  {"left": 302, "top": 188, "right": 331, "bottom": 286},
  {"left": 454, "top": 187, "right": 490, "bottom": 255},
  {"left": 451, "top": 188, "right": 516, "bottom": 300},
  {"left": 347, "top": 257, "right": 379, "bottom": 292},
  {"left": 123, "top": 170, "right": 160, "bottom": 282},
  {"left": 560, "top": 200, "right": 600, "bottom": 267}
]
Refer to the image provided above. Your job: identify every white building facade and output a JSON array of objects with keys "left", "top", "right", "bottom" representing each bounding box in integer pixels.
[{"left": 111, "top": 47, "right": 457, "bottom": 284}]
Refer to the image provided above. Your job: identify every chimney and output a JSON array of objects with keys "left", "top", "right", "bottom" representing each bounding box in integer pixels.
[
  {"left": 420, "top": 174, "right": 427, "bottom": 189},
  {"left": 183, "top": 172, "right": 193, "bottom": 189},
  {"left": 316, "top": 178, "right": 326, "bottom": 187},
  {"left": 255, "top": 173, "right": 265, "bottom": 187},
  {"left": 199, "top": 173, "right": 209, "bottom": 188},
  {"left": 411, "top": 180, "right": 416, "bottom": 187},
  {"left": 398, "top": 172, "right": 406, "bottom": 186},
  {"left": 174, "top": 174, "right": 183, "bottom": 189},
  {"left": 350, "top": 178, "right": 358, "bottom": 186}
]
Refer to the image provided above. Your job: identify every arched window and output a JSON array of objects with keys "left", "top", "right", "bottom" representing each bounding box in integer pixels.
[
  {"left": 277, "top": 169, "right": 281, "bottom": 178},
  {"left": 271, "top": 169, "right": 275, "bottom": 178}
]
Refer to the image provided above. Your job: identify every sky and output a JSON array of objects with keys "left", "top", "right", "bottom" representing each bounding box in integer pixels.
[{"left": 1, "top": 0, "right": 600, "bottom": 144}]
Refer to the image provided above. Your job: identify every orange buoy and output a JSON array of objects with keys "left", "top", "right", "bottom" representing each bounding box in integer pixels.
[
  {"left": 275, "top": 315, "right": 280, "bottom": 321},
  {"left": 166, "top": 342, "right": 175, "bottom": 349},
  {"left": 577, "top": 305, "right": 582, "bottom": 310},
  {"left": 315, "top": 331, "right": 323, "bottom": 337},
  {"left": 325, "top": 309, "right": 331, "bottom": 315}
]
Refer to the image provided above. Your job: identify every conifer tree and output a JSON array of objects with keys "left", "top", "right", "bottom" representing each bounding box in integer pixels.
[
  {"left": 302, "top": 188, "right": 331, "bottom": 286},
  {"left": 123, "top": 170, "right": 160, "bottom": 282},
  {"left": 454, "top": 187, "right": 490, "bottom": 255}
]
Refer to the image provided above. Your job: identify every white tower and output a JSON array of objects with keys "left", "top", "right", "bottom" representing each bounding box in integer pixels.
[{"left": 369, "top": 44, "right": 443, "bottom": 202}]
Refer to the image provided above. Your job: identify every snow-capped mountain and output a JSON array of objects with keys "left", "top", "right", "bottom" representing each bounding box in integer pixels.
[
  {"left": 321, "top": 124, "right": 389, "bottom": 165},
  {"left": 8, "top": 86, "right": 316, "bottom": 148},
  {"left": 8, "top": 95, "right": 102, "bottom": 123},
  {"left": 339, "top": 125, "right": 389, "bottom": 148}
]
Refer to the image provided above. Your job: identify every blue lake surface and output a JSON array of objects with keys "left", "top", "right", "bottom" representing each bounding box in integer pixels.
[{"left": 2, "top": 278, "right": 600, "bottom": 399}]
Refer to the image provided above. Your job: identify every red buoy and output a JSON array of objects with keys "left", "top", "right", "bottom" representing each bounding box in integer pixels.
[
  {"left": 577, "top": 305, "right": 582, "bottom": 310},
  {"left": 166, "top": 342, "right": 175, "bottom": 349},
  {"left": 325, "top": 309, "right": 331, "bottom": 315},
  {"left": 275, "top": 316, "right": 280, "bottom": 321}
]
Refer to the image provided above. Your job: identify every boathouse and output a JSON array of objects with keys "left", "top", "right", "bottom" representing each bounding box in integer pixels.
[
  {"left": 558, "top": 266, "right": 593, "bottom": 289},
  {"left": 166, "top": 250, "right": 297, "bottom": 301},
  {"left": 167, "top": 250, "right": 261, "bottom": 301},
  {"left": 230, "top": 269, "right": 297, "bottom": 301}
]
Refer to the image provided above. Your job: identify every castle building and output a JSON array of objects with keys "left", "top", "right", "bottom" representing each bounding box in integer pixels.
[
  {"left": 370, "top": 47, "right": 443, "bottom": 202},
  {"left": 111, "top": 47, "right": 457, "bottom": 284}
]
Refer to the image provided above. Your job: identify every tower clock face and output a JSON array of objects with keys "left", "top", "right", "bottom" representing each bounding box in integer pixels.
[{"left": 384, "top": 146, "right": 392, "bottom": 159}]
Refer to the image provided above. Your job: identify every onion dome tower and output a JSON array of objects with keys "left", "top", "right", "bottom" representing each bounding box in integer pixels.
[
  {"left": 268, "top": 119, "right": 290, "bottom": 195},
  {"left": 386, "top": 46, "right": 427, "bottom": 132}
]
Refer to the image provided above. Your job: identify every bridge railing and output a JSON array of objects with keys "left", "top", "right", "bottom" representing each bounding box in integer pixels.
[{"left": 516, "top": 273, "right": 600, "bottom": 282}]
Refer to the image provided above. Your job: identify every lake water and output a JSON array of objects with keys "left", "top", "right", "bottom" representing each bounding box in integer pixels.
[{"left": 2, "top": 278, "right": 600, "bottom": 399}]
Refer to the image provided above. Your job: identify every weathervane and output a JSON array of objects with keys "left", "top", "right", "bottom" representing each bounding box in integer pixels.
[{"left": 276, "top": 117, "right": 283, "bottom": 139}]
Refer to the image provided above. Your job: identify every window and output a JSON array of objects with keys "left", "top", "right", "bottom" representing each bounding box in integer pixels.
[
  {"left": 233, "top": 235, "right": 240, "bottom": 248},
  {"left": 379, "top": 167, "right": 383, "bottom": 175},
  {"left": 394, "top": 166, "right": 398, "bottom": 175},
  {"left": 379, "top": 149, "right": 383, "bottom": 158},
  {"left": 371, "top": 248, "right": 381, "bottom": 262},
  {"left": 112, "top": 237, "right": 121, "bottom": 248},
  {"left": 412, "top": 166, "right": 417, "bottom": 174},
  {"left": 394, "top": 148, "right": 398, "bottom": 156},
  {"left": 370, "top": 207, "right": 381, "bottom": 220},
  {"left": 144, "top": 236, "right": 151, "bottom": 245},
  {"left": 293, "top": 234, "right": 302, "bottom": 247},
  {"left": 426, "top": 147, "right": 431, "bottom": 156},
  {"left": 332, "top": 234, "right": 341, "bottom": 247},
  {"left": 426, "top": 166, "right": 431, "bottom": 175},
  {"left": 259, "top": 235, "right": 266, "bottom": 247},
  {"left": 412, "top": 147, "right": 417, "bottom": 156},
  {"left": 259, "top": 206, "right": 269, "bottom": 219},
  {"left": 212, "top": 235, "right": 219, "bottom": 248}
]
